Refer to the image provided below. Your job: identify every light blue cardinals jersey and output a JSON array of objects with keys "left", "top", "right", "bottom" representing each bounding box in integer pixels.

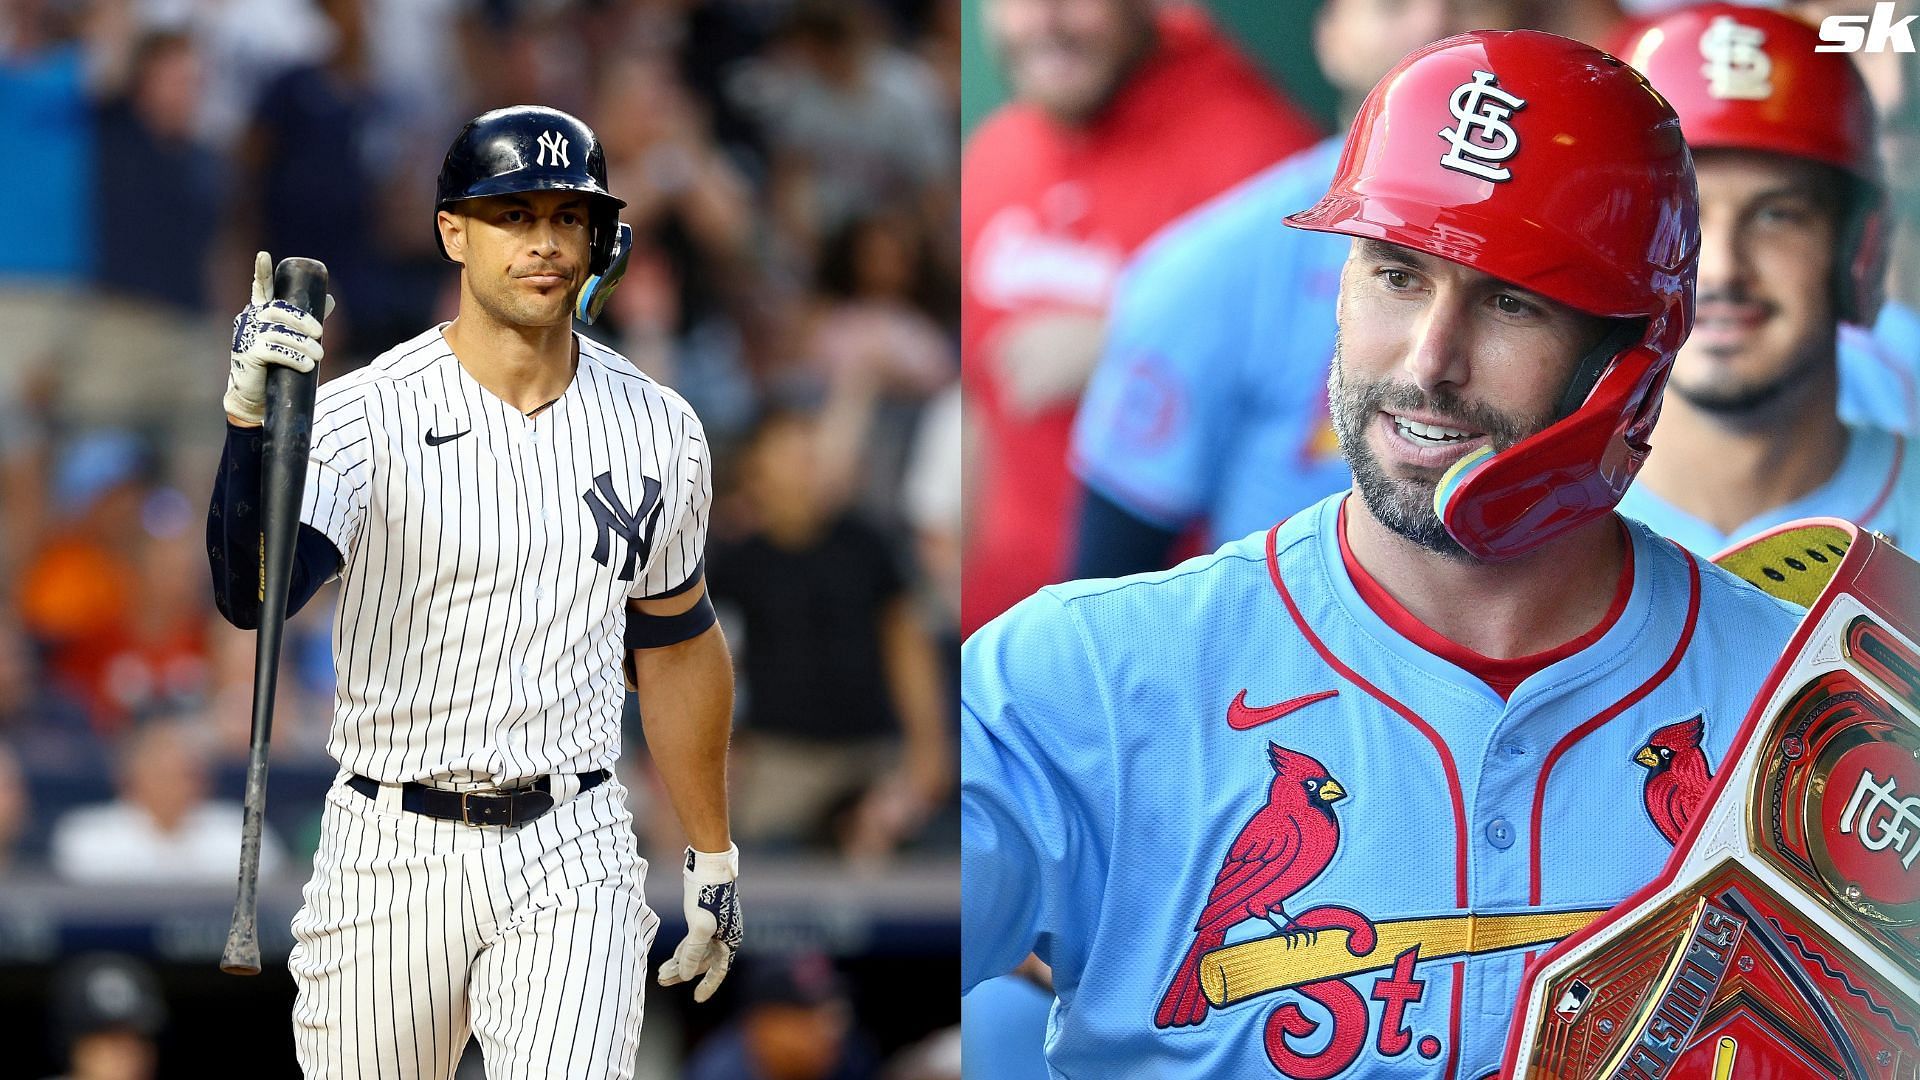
[
  {"left": 962, "top": 493, "right": 1803, "bottom": 1080},
  {"left": 1618, "top": 424, "right": 1916, "bottom": 555},
  {"left": 1845, "top": 306, "right": 1920, "bottom": 434},
  {"left": 1071, "top": 136, "right": 1920, "bottom": 548},
  {"left": 1070, "top": 139, "right": 1351, "bottom": 543}
]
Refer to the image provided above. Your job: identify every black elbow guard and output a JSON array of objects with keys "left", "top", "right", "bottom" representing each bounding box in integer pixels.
[{"left": 625, "top": 592, "right": 717, "bottom": 649}]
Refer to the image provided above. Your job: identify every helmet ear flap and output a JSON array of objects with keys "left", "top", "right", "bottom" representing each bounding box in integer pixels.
[
  {"left": 1621, "top": 355, "right": 1669, "bottom": 451},
  {"left": 1553, "top": 319, "right": 1643, "bottom": 421},
  {"left": 589, "top": 201, "right": 622, "bottom": 275}
]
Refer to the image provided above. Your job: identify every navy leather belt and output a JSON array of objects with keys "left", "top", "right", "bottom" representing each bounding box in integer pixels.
[{"left": 346, "top": 769, "right": 611, "bottom": 827}]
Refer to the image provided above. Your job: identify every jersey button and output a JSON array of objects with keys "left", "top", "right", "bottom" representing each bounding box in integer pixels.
[{"left": 1486, "top": 817, "right": 1515, "bottom": 850}]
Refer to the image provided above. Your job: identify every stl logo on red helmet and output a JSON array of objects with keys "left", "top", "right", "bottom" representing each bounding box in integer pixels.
[
  {"left": 1437, "top": 71, "right": 1527, "bottom": 183},
  {"left": 1700, "top": 15, "right": 1773, "bottom": 100}
]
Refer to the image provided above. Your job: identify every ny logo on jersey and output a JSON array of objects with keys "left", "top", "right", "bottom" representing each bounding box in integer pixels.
[
  {"left": 583, "top": 471, "right": 664, "bottom": 581},
  {"left": 1700, "top": 15, "right": 1772, "bottom": 100},
  {"left": 537, "top": 129, "right": 570, "bottom": 168},
  {"left": 1437, "top": 70, "right": 1526, "bottom": 182}
]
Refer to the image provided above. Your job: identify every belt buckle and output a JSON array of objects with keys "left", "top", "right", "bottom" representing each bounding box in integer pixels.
[{"left": 460, "top": 790, "right": 511, "bottom": 827}]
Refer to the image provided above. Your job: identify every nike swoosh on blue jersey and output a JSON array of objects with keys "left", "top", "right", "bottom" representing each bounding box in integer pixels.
[{"left": 1226, "top": 689, "right": 1339, "bottom": 730}]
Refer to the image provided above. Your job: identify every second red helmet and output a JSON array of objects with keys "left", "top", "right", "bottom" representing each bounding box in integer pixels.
[{"left": 1620, "top": 3, "right": 1886, "bottom": 326}]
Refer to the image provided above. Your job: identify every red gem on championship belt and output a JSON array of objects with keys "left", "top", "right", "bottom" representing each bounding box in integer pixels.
[{"left": 1815, "top": 736, "right": 1920, "bottom": 923}]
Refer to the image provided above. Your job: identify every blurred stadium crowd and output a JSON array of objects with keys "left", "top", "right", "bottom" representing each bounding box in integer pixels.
[{"left": 0, "top": 0, "right": 959, "bottom": 1076}]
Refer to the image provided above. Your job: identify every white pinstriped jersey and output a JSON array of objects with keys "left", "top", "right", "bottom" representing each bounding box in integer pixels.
[{"left": 300, "top": 325, "right": 710, "bottom": 787}]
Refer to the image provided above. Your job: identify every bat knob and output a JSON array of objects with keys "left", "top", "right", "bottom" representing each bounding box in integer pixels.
[{"left": 272, "top": 257, "right": 329, "bottom": 322}]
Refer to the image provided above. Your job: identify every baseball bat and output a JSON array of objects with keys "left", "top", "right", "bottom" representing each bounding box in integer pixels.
[
  {"left": 1200, "top": 908, "right": 1605, "bottom": 1007},
  {"left": 221, "top": 257, "right": 328, "bottom": 976}
]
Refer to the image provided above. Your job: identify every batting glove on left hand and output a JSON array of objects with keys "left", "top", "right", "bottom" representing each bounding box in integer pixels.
[
  {"left": 657, "top": 844, "right": 741, "bottom": 1003},
  {"left": 224, "top": 251, "right": 334, "bottom": 425}
]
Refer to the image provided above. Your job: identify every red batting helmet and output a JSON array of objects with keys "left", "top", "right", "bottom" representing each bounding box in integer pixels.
[
  {"left": 1287, "top": 30, "right": 1699, "bottom": 562},
  {"left": 1620, "top": 4, "right": 1887, "bottom": 326}
]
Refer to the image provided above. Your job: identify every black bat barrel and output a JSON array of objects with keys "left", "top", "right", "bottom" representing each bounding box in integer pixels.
[{"left": 222, "top": 256, "right": 327, "bottom": 976}]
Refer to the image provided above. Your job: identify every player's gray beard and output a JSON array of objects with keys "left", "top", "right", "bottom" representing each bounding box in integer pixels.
[{"left": 1328, "top": 348, "right": 1548, "bottom": 563}]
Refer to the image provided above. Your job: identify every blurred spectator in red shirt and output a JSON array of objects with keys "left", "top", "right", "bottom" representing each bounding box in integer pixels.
[
  {"left": 17, "top": 433, "right": 209, "bottom": 734},
  {"left": 960, "top": 0, "right": 1319, "bottom": 634},
  {"left": 17, "top": 432, "right": 148, "bottom": 729}
]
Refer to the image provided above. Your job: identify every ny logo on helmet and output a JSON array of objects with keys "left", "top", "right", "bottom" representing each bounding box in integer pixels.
[
  {"left": 1700, "top": 15, "right": 1772, "bottom": 100},
  {"left": 1437, "top": 70, "right": 1526, "bottom": 183},
  {"left": 537, "top": 130, "right": 570, "bottom": 168}
]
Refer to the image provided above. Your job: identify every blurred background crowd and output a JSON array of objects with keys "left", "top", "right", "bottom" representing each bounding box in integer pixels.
[
  {"left": 0, "top": 0, "right": 959, "bottom": 1076},
  {"left": 958, "top": 0, "right": 1920, "bottom": 1076}
]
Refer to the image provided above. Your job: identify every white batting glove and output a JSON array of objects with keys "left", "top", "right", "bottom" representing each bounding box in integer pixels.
[
  {"left": 656, "top": 844, "right": 742, "bottom": 1003},
  {"left": 224, "top": 251, "right": 332, "bottom": 424}
]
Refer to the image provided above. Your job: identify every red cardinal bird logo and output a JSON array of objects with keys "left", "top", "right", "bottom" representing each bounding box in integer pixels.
[
  {"left": 1154, "top": 743, "right": 1347, "bottom": 1030},
  {"left": 1635, "top": 716, "right": 1713, "bottom": 846}
]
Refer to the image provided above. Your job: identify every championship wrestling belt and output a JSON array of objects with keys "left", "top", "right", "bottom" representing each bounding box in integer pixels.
[{"left": 1504, "top": 519, "right": 1920, "bottom": 1079}]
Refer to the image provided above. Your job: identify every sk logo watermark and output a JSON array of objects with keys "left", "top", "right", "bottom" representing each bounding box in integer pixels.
[
  {"left": 1700, "top": 15, "right": 1772, "bottom": 100},
  {"left": 1818, "top": 2, "right": 1917, "bottom": 52},
  {"left": 537, "top": 129, "right": 570, "bottom": 168},
  {"left": 1437, "top": 70, "right": 1526, "bottom": 182}
]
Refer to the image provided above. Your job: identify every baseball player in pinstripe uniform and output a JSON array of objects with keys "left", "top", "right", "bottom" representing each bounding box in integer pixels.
[{"left": 207, "top": 105, "right": 741, "bottom": 1078}]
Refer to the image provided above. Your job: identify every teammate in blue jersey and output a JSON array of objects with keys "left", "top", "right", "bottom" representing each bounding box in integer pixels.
[
  {"left": 1070, "top": 13, "right": 1920, "bottom": 581},
  {"left": 964, "top": 31, "right": 1805, "bottom": 1080},
  {"left": 1610, "top": 6, "right": 1919, "bottom": 555}
]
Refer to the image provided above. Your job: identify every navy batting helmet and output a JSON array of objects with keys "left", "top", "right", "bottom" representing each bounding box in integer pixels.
[{"left": 435, "top": 105, "right": 627, "bottom": 274}]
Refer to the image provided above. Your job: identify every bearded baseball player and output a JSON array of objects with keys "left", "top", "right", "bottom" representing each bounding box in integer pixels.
[
  {"left": 1614, "top": 4, "right": 1920, "bottom": 554},
  {"left": 962, "top": 32, "right": 1809, "bottom": 1079},
  {"left": 1067, "top": 4, "right": 1920, "bottom": 585},
  {"left": 207, "top": 105, "right": 739, "bottom": 1078}
]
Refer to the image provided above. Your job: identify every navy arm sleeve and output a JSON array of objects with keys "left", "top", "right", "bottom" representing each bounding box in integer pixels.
[
  {"left": 207, "top": 422, "right": 343, "bottom": 629},
  {"left": 1071, "top": 488, "right": 1181, "bottom": 580}
]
